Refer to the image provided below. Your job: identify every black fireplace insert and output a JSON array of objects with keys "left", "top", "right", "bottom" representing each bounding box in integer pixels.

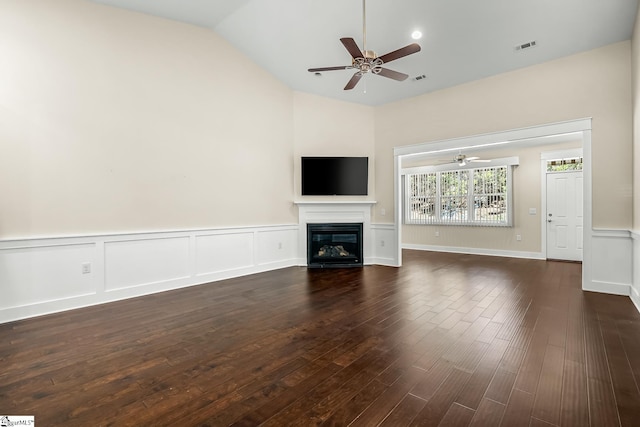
[{"left": 307, "top": 223, "right": 363, "bottom": 268}]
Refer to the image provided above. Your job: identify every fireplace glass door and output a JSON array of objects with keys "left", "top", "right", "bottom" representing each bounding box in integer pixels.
[{"left": 307, "top": 223, "right": 363, "bottom": 268}]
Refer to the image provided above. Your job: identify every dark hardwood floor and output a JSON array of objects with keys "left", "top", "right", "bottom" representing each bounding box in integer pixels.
[{"left": 2, "top": 250, "right": 640, "bottom": 426}]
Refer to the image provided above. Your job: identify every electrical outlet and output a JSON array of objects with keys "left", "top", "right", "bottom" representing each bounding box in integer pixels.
[
  {"left": 381, "top": 240, "right": 385, "bottom": 247},
  {"left": 516, "top": 234, "right": 522, "bottom": 241},
  {"left": 380, "top": 208, "right": 386, "bottom": 216},
  {"left": 435, "top": 231, "right": 440, "bottom": 237},
  {"left": 278, "top": 242, "right": 282, "bottom": 249},
  {"left": 82, "top": 262, "right": 91, "bottom": 274}
]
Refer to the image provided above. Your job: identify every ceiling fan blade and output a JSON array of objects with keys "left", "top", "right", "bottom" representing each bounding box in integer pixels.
[
  {"left": 344, "top": 72, "right": 363, "bottom": 90},
  {"left": 340, "top": 37, "right": 364, "bottom": 59},
  {"left": 308, "top": 66, "right": 351, "bottom": 72},
  {"left": 378, "top": 68, "right": 409, "bottom": 81},
  {"left": 378, "top": 43, "right": 421, "bottom": 64},
  {"left": 466, "top": 157, "right": 480, "bottom": 161}
]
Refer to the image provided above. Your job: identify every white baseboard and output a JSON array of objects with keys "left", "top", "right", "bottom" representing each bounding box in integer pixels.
[
  {"left": 368, "top": 257, "right": 400, "bottom": 267},
  {"left": 583, "top": 281, "right": 631, "bottom": 296},
  {"left": 631, "top": 285, "right": 640, "bottom": 313},
  {"left": 402, "top": 243, "right": 545, "bottom": 260},
  {"left": 0, "top": 225, "right": 299, "bottom": 324}
]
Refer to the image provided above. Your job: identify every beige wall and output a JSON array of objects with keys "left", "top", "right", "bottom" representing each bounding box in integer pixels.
[
  {"left": 0, "top": 0, "right": 295, "bottom": 239},
  {"left": 292, "top": 92, "right": 376, "bottom": 200},
  {"left": 1, "top": 0, "right": 633, "bottom": 250},
  {"left": 375, "top": 42, "right": 633, "bottom": 238}
]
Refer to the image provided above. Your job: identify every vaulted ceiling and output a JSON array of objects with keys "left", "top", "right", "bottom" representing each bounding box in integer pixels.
[{"left": 91, "top": 0, "right": 638, "bottom": 106}]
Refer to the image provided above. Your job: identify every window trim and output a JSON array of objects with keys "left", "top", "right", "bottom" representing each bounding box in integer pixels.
[{"left": 402, "top": 156, "right": 518, "bottom": 227}]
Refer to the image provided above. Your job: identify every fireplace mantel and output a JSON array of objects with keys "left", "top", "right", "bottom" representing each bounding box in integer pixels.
[{"left": 295, "top": 200, "right": 376, "bottom": 266}]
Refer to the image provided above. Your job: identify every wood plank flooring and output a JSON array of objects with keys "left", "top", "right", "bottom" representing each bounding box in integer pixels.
[{"left": 2, "top": 250, "right": 640, "bottom": 426}]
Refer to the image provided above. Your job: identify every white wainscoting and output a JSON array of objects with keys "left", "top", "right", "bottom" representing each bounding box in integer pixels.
[
  {"left": 105, "top": 236, "right": 191, "bottom": 291},
  {"left": 2, "top": 223, "right": 634, "bottom": 324},
  {"left": 630, "top": 231, "right": 640, "bottom": 312},
  {"left": 371, "top": 224, "right": 399, "bottom": 266},
  {"left": 195, "top": 232, "right": 254, "bottom": 276},
  {"left": 0, "top": 225, "right": 298, "bottom": 324},
  {"left": 0, "top": 241, "right": 98, "bottom": 311},
  {"left": 585, "top": 229, "right": 633, "bottom": 296}
]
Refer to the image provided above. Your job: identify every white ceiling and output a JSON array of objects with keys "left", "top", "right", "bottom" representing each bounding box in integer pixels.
[{"left": 90, "top": 0, "right": 638, "bottom": 106}]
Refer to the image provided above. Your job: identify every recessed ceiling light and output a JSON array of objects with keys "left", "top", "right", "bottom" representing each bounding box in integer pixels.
[{"left": 411, "top": 30, "right": 422, "bottom": 40}]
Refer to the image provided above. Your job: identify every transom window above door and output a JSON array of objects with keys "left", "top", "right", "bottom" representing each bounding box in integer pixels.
[{"left": 547, "top": 157, "right": 583, "bottom": 172}]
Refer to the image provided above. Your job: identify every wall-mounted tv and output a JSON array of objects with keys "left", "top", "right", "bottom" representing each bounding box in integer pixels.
[{"left": 301, "top": 156, "right": 368, "bottom": 196}]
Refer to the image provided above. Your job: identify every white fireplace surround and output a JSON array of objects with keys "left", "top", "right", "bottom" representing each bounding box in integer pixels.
[{"left": 295, "top": 201, "right": 376, "bottom": 266}]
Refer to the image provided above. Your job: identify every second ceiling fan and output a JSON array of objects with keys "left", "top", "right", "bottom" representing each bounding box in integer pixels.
[
  {"left": 308, "top": 0, "right": 421, "bottom": 90},
  {"left": 442, "top": 154, "right": 491, "bottom": 167}
]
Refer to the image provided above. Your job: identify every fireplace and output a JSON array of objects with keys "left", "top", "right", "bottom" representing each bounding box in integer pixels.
[{"left": 307, "top": 223, "right": 363, "bottom": 268}]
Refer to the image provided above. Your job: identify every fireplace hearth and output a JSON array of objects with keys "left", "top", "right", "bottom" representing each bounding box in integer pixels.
[{"left": 307, "top": 223, "right": 363, "bottom": 268}]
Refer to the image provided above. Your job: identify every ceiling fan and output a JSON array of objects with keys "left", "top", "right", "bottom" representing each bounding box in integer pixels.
[
  {"left": 308, "top": 0, "right": 421, "bottom": 90},
  {"left": 442, "top": 154, "right": 491, "bottom": 167}
]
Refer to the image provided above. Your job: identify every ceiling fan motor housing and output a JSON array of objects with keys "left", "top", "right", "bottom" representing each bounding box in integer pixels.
[
  {"left": 353, "top": 56, "right": 383, "bottom": 74},
  {"left": 363, "top": 50, "right": 377, "bottom": 59}
]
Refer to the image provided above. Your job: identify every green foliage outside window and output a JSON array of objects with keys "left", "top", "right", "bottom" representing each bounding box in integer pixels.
[{"left": 547, "top": 158, "right": 582, "bottom": 172}]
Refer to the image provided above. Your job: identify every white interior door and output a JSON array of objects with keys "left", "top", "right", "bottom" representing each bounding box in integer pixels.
[{"left": 546, "top": 171, "right": 583, "bottom": 261}]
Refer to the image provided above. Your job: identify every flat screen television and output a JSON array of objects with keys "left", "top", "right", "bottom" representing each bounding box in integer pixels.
[{"left": 301, "top": 156, "right": 368, "bottom": 196}]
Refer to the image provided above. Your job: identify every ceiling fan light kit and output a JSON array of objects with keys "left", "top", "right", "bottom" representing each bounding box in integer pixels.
[{"left": 308, "top": 0, "right": 421, "bottom": 91}]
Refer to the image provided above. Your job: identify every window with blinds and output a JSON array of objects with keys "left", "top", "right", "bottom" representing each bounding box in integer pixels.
[
  {"left": 404, "top": 165, "right": 513, "bottom": 226},
  {"left": 441, "top": 170, "right": 469, "bottom": 222}
]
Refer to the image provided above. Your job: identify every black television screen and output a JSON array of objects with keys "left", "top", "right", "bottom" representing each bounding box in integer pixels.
[{"left": 302, "top": 157, "right": 368, "bottom": 196}]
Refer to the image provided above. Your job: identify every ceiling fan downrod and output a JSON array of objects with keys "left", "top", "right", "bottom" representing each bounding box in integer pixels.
[
  {"left": 362, "top": 0, "right": 367, "bottom": 55},
  {"left": 355, "top": 0, "right": 382, "bottom": 78}
]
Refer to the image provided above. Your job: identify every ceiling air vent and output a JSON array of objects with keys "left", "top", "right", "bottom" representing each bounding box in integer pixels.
[
  {"left": 413, "top": 74, "right": 427, "bottom": 81},
  {"left": 515, "top": 40, "right": 537, "bottom": 51}
]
